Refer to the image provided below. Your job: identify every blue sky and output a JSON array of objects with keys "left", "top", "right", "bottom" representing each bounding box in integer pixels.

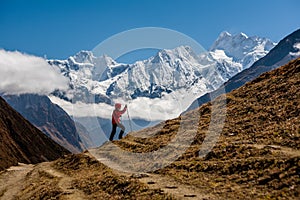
[{"left": 0, "top": 0, "right": 299, "bottom": 62}]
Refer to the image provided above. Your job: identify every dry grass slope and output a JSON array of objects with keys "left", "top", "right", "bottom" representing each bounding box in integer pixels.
[
  {"left": 108, "top": 58, "right": 300, "bottom": 199},
  {"left": 0, "top": 154, "right": 174, "bottom": 200}
]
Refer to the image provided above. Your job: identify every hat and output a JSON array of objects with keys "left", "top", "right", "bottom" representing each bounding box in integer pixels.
[{"left": 115, "top": 103, "right": 121, "bottom": 109}]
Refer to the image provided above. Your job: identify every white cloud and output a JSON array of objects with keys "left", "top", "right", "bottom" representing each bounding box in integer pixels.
[
  {"left": 0, "top": 49, "right": 69, "bottom": 95},
  {"left": 294, "top": 43, "right": 300, "bottom": 50},
  {"left": 49, "top": 95, "right": 114, "bottom": 119},
  {"left": 49, "top": 89, "right": 192, "bottom": 121}
]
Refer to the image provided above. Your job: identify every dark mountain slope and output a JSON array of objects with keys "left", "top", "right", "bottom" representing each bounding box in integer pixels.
[
  {"left": 3, "top": 94, "right": 89, "bottom": 153},
  {"left": 0, "top": 96, "right": 70, "bottom": 171}
]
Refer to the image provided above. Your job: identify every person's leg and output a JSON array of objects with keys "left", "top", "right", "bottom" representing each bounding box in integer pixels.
[
  {"left": 117, "top": 123, "right": 125, "bottom": 139},
  {"left": 109, "top": 124, "right": 117, "bottom": 141}
]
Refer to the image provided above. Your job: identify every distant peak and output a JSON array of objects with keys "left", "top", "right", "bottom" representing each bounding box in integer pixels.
[
  {"left": 236, "top": 32, "right": 248, "bottom": 39},
  {"left": 219, "top": 31, "right": 232, "bottom": 38},
  {"left": 175, "top": 45, "right": 192, "bottom": 50},
  {"left": 75, "top": 50, "right": 94, "bottom": 58},
  {"left": 73, "top": 50, "right": 95, "bottom": 63},
  {"left": 212, "top": 32, "right": 232, "bottom": 48},
  {"left": 150, "top": 45, "right": 197, "bottom": 64},
  {"left": 239, "top": 32, "right": 248, "bottom": 38},
  {"left": 210, "top": 30, "right": 275, "bottom": 51},
  {"left": 96, "top": 54, "right": 118, "bottom": 67},
  {"left": 160, "top": 45, "right": 193, "bottom": 55},
  {"left": 216, "top": 31, "right": 249, "bottom": 41},
  {"left": 100, "top": 54, "right": 113, "bottom": 60}
]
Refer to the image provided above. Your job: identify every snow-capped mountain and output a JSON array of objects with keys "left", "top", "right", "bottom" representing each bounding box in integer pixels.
[
  {"left": 103, "top": 46, "right": 215, "bottom": 100},
  {"left": 185, "top": 29, "right": 300, "bottom": 113},
  {"left": 48, "top": 51, "right": 129, "bottom": 104},
  {"left": 48, "top": 31, "right": 275, "bottom": 120},
  {"left": 210, "top": 31, "right": 275, "bottom": 69},
  {"left": 207, "top": 31, "right": 275, "bottom": 79}
]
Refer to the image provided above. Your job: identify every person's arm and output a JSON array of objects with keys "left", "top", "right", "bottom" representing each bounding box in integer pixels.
[{"left": 120, "top": 105, "right": 127, "bottom": 114}]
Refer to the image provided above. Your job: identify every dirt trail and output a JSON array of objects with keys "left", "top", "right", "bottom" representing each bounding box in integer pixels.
[
  {"left": 87, "top": 141, "right": 300, "bottom": 199},
  {"left": 0, "top": 162, "right": 87, "bottom": 200},
  {"left": 88, "top": 152, "right": 215, "bottom": 200},
  {"left": 39, "top": 163, "right": 86, "bottom": 200},
  {"left": 0, "top": 163, "right": 34, "bottom": 199},
  {"left": 128, "top": 172, "right": 211, "bottom": 200},
  {"left": 3, "top": 143, "right": 296, "bottom": 199},
  {"left": 246, "top": 144, "right": 300, "bottom": 157},
  {"left": 0, "top": 157, "right": 211, "bottom": 200}
]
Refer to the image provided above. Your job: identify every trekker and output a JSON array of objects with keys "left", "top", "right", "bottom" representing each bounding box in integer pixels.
[{"left": 109, "top": 103, "right": 127, "bottom": 141}]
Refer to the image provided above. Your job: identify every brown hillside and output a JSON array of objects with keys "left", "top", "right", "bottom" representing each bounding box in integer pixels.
[
  {"left": 0, "top": 154, "right": 173, "bottom": 199},
  {"left": 96, "top": 58, "right": 300, "bottom": 199},
  {"left": 0, "top": 96, "right": 70, "bottom": 171}
]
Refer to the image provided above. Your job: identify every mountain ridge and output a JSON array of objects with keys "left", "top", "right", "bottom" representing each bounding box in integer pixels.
[
  {"left": 3, "top": 94, "right": 91, "bottom": 153},
  {"left": 48, "top": 31, "right": 275, "bottom": 120},
  {"left": 0, "top": 96, "right": 70, "bottom": 170},
  {"left": 186, "top": 28, "right": 300, "bottom": 112}
]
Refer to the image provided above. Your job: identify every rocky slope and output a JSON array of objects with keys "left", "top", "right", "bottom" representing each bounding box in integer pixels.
[
  {"left": 3, "top": 94, "right": 92, "bottom": 152},
  {"left": 0, "top": 96, "right": 70, "bottom": 171}
]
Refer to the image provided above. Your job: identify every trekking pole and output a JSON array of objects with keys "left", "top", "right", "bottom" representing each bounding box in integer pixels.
[{"left": 126, "top": 105, "right": 133, "bottom": 133}]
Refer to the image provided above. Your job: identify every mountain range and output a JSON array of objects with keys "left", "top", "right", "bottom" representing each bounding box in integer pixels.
[
  {"left": 186, "top": 29, "right": 300, "bottom": 112},
  {"left": 48, "top": 32, "right": 275, "bottom": 120},
  {"left": 41, "top": 31, "right": 276, "bottom": 147},
  {"left": 2, "top": 30, "right": 299, "bottom": 151}
]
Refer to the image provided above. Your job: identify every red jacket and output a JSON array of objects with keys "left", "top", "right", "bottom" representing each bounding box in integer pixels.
[{"left": 112, "top": 106, "right": 127, "bottom": 124}]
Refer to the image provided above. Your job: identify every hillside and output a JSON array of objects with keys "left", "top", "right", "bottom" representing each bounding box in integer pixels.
[
  {"left": 3, "top": 94, "right": 92, "bottom": 152},
  {"left": 0, "top": 96, "right": 70, "bottom": 171},
  {"left": 0, "top": 154, "right": 173, "bottom": 199},
  {"left": 1, "top": 58, "right": 299, "bottom": 199},
  {"left": 92, "top": 58, "right": 300, "bottom": 199}
]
